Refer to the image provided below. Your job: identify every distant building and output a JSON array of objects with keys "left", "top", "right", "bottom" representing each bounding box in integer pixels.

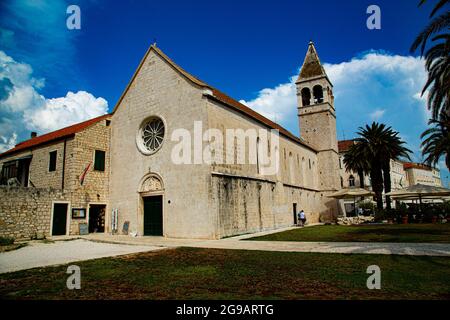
[
  {"left": 337, "top": 139, "right": 443, "bottom": 213},
  {"left": 403, "top": 162, "right": 443, "bottom": 187},
  {"left": 337, "top": 139, "right": 443, "bottom": 215}
]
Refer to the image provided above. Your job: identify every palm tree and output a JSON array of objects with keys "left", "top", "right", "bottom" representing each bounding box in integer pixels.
[
  {"left": 343, "top": 145, "right": 369, "bottom": 188},
  {"left": 410, "top": 0, "right": 450, "bottom": 119},
  {"left": 421, "top": 112, "right": 450, "bottom": 169},
  {"left": 378, "top": 129, "right": 412, "bottom": 209},
  {"left": 349, "top": 123, "right": 411, "bottom": 209}
]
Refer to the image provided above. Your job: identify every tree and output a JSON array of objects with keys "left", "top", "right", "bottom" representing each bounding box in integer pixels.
[
  {"left": 343, "top": 145, "right": 369, "bottom": 188},
  {"left": 378, "top": 128, "right": 412, "bottom": 209},
  {"left": 348, "top": 123, "right": 411, "bottom": 209},
  {"left": 421, "top": 113, "right": 450, "bottom": 170},
  {"left": 410, "top": 0, "right": 450, "bottom": 119}
]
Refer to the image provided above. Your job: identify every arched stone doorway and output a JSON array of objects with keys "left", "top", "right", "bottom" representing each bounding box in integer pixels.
[{"left": 138, "top": 173, "right": 164, "bottom": 236}]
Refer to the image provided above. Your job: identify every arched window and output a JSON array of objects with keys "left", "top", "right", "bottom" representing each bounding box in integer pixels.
[
  {"left": 301, "top": 88, "right": 311, "bottom": 107},
  {"left": 349, "top": 175, "right": 355, "bottom": 187},
  {"left": 313, "top": 85, "right": 323, "bottom": 104}
]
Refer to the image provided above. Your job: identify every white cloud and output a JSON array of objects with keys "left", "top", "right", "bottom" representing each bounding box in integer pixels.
[
  {"left": 369, "top": 109, "right": 385, "bottom": 121},
  {"left": 25, "top": 91, "right": 108, "bottom": 132},
  {"left": 413, "top": 90, "right": 432, "bottom": 124},
  {"left": 0, "top": 133, "right": 16, "bottom": 153},
  {"left": 0, "top": 51, "right": 108, "bottom": 152},
  {"left": 239, "top": 75, "right": 297, "bottom": 123}
]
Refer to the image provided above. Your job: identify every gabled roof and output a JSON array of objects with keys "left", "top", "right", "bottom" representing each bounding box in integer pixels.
[
  {"left": 0, "top": 114, "right": 111, "bottom": 159},
  {"left": 297, "top": 41, "right": 328, "bottom": 82},
  {"left": 112, "top": 44, "right": 317, "bottom": 152}
]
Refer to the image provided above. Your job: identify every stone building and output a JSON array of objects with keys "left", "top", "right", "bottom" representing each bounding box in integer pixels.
[
  {"left": 0, "top": 42, "right": 341, "bottom": 240},
  {"left": 338, "top": 140, "right": 442, "bottom": 190},
  {"left": 403, "top": 162, "right": 443, "bottom": 187},
  {"left": 338, "top": 139, "right": 443, "bottom": 214},
  {"left": 0, "top": 115, "right": 111, "bottom": 240}
]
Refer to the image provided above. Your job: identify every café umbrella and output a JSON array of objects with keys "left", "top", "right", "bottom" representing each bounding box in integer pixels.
[
  {"left": 328, "top": 188, "right": 375, "bottom": 216},
  {"left": 385, "top": 183, "right": 450, "bottom": 211}
]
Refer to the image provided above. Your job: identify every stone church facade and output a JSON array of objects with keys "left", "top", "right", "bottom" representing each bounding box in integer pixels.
[{"left": 0, "top": 42, "right": 340, "bottom": 240}]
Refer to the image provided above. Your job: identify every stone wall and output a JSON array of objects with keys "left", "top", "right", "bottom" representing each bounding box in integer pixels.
[
  {"left": 205, "top": 92, "right": 333, "bottom": 238},
  {"left": 211, "top": 174, "right": 326, "bottom": 238},
  {"left": 0, "top": 186, "right": 68, "bottom": 241}
]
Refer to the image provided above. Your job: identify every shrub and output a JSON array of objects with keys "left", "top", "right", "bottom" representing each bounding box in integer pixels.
[
  {"left": 374, "top": 208, "right": 393, "bottom": 221},
  {"left": 357, "top": 200, "right": 375, "bottom": 215},
  {"left": 443, "top": 201, "right": 450, "bottom": 216}
]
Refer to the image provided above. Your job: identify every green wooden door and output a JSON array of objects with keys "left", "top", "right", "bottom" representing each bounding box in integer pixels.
[
  {"left": 52, "top": 203, "right": 68, "bottom": 236},
  {"left": 143, "top": 196, "right": 163, "bottom": 236}
]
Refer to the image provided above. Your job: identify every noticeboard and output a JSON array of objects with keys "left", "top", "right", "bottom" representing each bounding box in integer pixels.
[{"left": 79, "top": 223, "right": 89, "bottom": 235}]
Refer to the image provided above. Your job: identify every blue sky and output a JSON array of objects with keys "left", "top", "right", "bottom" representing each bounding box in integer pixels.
[{"left": 0, "top": 0, "right": 449, "bottom": 186}]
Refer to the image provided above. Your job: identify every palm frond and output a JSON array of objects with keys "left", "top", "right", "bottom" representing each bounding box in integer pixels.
[{"left": 410, "top": 11, "right": 450, "bottom": 55}]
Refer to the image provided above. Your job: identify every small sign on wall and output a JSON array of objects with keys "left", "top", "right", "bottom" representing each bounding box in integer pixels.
[
  {"left": 72, "top": 208, "right": 86, "bottom": 219},
  {"left": 79, "top": 223, "right": 89, "bottom": 235}
]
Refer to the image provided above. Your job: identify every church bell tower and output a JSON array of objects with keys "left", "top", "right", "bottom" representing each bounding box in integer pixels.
[{"left": 296, "top": 41, "right": 340, "bottom": 191}]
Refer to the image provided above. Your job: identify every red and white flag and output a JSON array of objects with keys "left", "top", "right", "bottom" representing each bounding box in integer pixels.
[{"left": 79, "top": 162, "right": 92, "bottom": 185}]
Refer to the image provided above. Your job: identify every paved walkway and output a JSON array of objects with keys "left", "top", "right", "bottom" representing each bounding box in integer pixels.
[
  {"left": 191, "top": 240, "right": 450, "bottom": 256},
  {"left": 80, "top": 232, "right": 450, "bottom": 257},
  {"left": 0, "top": 239, "right": 163, "bottom": 274},
  {"left": 2, "top": 227, "right": 449, "bottom": 274}
]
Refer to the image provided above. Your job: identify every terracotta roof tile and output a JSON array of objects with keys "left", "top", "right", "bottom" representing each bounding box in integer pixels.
[
  {"left": 403, "top": 162, "right": 432, "bottom": 171},
  {"left": 0, "top": 114, "right": 111, "bottom": 159},
  {"left": 338, "top": 140, "right": 355, "bottom": 153}
]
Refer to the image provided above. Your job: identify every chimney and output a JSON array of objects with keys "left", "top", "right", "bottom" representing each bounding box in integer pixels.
[{"left": 31, "top": 132, "right": 37, "bottom": 139}]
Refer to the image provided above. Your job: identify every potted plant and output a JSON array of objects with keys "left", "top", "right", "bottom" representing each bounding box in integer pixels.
[
  {"left": 402, "top": 215, "right": 408, "bottom": 224},
  {"left": 397, "top": 203, "right": 408, "bottom": 224},
  {"left": 387, "top": 209, "right": 395, "bottom": 224}
]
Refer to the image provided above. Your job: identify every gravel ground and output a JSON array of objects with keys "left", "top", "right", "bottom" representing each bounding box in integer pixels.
[{"left": 0, "top": 239, "right": 164, "bottom": 274}]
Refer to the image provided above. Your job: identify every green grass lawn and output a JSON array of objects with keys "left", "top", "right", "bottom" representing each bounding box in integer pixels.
[
  {"left": 1, "top": 247, "right": 449, "bottom": 300},
  {"left": 247, "top": 224, "right": 450, "bottom": 243}
]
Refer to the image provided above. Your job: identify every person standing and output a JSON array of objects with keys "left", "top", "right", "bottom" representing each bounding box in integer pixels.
[{"left": 298, "top": 210, "right": 306, "bottom": 227}]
